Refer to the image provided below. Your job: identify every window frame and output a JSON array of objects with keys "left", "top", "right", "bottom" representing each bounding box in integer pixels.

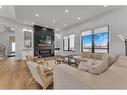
[
  {"left": 68, "top": 34, "right": 75, "bottom": 51},
  {"left": 81, "top": 25, "right": 109, "bottom": 53},
  {"left": 93, "top": 25, "right": 109, "bottom": 53},
  {"left": 63, "top": 35, "right": 69, "bottom": 51},
  {"left": 81, "top": 29, "right": 93, "bottom": 53}
]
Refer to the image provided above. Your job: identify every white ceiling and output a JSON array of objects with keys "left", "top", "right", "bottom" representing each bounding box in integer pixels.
[
  {"left": 0, "top": 5, "right": 120, "bottom": 31},
  {"left": 0, "top": 5, "right": 16, "bottom": 19}
]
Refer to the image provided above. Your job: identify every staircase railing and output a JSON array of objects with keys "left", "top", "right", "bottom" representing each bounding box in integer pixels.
[{"left": 0, "top": 44, "right": 6, "bottom": 58}]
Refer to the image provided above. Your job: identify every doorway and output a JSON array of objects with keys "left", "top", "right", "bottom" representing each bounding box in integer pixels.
[{"left": 8, "top": 36, "right": 15, "bottom": 57}]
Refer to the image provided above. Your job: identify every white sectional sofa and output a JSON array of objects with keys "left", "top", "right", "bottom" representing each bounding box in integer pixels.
[{"left": 53, "top": 54, "right": 127, "bottom": 89}]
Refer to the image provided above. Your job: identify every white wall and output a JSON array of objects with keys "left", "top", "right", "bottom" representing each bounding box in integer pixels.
[
  {"left": 59, "top": 7, "right": 127, "bottom": 56},
  {"left": 0, "top": 17, "right": 34, "bottom": 60}
]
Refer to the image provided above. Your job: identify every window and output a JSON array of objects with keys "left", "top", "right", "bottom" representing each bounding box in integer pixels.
[
  {"left": 69, "top": 34, "right": 75, "bottom": 51},
  {"left": 93, "top": 26, "right": 109, "bottom": 53},
  {"left": 81, "top": 30, "right": 92, "bottom": 52},
  {"left": 63, "top": 36, "right": 69, "bottom": 50},
  {"left": 81, "top": 26, "right": 109, "bottom": 53}
]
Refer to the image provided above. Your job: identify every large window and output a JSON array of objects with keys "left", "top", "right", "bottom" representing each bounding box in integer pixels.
[
  {"left": 63, "top": 36, "right": 69, "bottom": 50},
  {"left": 69, "top": 34, "right": 75, "bottom": 51},
  {"left": 63, "top": 34, "right": 75, "bottom": 51},
  {"left": 81, "top": 30, "right": 92, "bottom": 52},
  {"left": 94, "top": 26, "right": 109, "bottom": 53},
  {"left": 81, "top": 26, "right": 109, "bottom": 53}
]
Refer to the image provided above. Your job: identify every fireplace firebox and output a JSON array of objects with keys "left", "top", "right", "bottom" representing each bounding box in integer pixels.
[{"left": 39, "top": 49, "right": 51, "bottom": 54}]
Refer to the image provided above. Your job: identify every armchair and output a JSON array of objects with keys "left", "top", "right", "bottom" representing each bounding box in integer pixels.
[{"left": 27, "top": 61, "right": 53, "bottom": 89}]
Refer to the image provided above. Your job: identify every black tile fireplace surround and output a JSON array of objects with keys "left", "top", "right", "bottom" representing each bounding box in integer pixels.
[{"left": 34, "top": 25, "right": 55, "bottom": 57}]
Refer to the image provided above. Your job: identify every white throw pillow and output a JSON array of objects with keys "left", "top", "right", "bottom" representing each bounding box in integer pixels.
[{"left": 88, "top": 59, "right": 109, "bottom": 75}]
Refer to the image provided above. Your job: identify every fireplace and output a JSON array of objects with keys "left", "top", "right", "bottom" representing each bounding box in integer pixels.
[{"left": 34, "top": 25, "right": 55, "bottom": 57}]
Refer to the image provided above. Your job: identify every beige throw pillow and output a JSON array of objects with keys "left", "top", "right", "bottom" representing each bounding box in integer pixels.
[
  {"left": 108, "top": 54, "right": 119, "bottom": 65},
  {"left": 88, "top": 59, "right": 109, "bottom": 75},
  {"left": 102, "top": 54, "right": 119, "bottom": 65},
  {"left": 78, "top": 61, "right": 89, "bottom": 71},
  {"left": 78, "top": 60, "right": 93, "bottom": 71}
]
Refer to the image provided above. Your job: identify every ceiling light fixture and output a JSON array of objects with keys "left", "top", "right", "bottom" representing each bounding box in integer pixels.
[
  {"left": 78, "top": 17, "right": 81, "bottom": 20},
  {"left": 64, "top": 24, "right": 67, "bottom": 27},
  {"left": 32, "top": 22, "right": 34, "bottom": 25},
  {"left": 0, "top": 5, "right": 2, "bottom": 9},
  {"left": 65, "top": 9, "right": 69, "bottom": 13},
  {"left": 52, "top": 19, "right": 56, "bottom": 23},
  {"left": 36, "top": 13, "right": 39, "bottom": 17}
]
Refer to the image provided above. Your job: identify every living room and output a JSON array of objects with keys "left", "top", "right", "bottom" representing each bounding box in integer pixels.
[{"left": 0, "top": 0, "right": 127, "bottom": 95}]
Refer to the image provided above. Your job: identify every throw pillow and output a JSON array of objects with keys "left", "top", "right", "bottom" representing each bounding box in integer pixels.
[
  {"left": 78, "top": 61, "right": 89, "bottom": 71},
  {"left": 88, "top": 59, "right": 109, "bottom": 75},
  {"left": 108, "top": 54, "right": 119, "bottom": 65},
  {"left": 78, "top": 59, "right": 93, "bottom": 71}
]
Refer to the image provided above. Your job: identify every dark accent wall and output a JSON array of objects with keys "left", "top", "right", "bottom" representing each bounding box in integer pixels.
[{"left": 34, "top": 25, "right": 54, "bottom": 57}]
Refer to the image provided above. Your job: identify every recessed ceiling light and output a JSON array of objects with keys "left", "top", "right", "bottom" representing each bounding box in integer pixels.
[
  {"left": 36, "top": 13, "right": 39, "bottom": 17},
  {"left": 64, "top": 24, "right": 67, "bottom": 27},
  {"left": 78, "top": 17, "right": 81, "bottom": 20},
  {"left": 32, "top": 22, "right": 34, "bottom": 25},
  {"left": 104, "top": 5, "right": 108, "bottom": 7},
  {"left": 52, "top": 19, "right": 56, "bottom": 23},
  {"left": 65, "top": 9, "right": 69, "bottom": 13},
  {"left": 0, "top": 5, "right": 2, "bottom": 9}
]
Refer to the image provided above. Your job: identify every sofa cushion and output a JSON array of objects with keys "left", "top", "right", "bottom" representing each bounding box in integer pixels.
[
  {"left": 92, "top": 53, "right": 102, "bottom": 60},
  {"left": 78, "top": 59, "right": 93, "bottom": 71},
  {"left": 101, "top": 54, "right": 119, "bottom": 65},
  {"left": 81, "top": 52, "right": 92, "bottom": 58},
  {"left": 78, "top": 61, "right": 89, "bottom": 71},
  {"left": 91, "top": 53, "right": 98, "bottom": 60},
  {"left": 101, "top": 54, "right": 109, "bottom": 60},
  {"left": 108, "top": 54, "right": 119, "bottom": 65},
  {"left": 88, "top": 59, "right": 109, "bottom": 75},
  {"left": 97, "top": 54, "right": 103, "bottom": 60}
]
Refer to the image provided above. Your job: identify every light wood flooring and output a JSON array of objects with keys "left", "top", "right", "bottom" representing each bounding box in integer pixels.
[{"left": 0, "top": 57, "right": 52, "bottom": 89}]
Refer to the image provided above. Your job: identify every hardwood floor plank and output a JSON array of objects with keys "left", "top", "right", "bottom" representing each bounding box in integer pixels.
[{"left": 0, "top": 57, "right": 45, "bottom": 89}]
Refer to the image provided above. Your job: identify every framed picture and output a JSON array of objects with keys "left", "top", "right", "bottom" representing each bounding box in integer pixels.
[{"left": 24, "top": 31, "right": 32, "bottom": 48}]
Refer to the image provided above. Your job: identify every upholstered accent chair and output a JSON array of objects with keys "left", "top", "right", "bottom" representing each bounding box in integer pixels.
[{"left": 27, "top": 61, "right": 53, "bottom": 89}]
